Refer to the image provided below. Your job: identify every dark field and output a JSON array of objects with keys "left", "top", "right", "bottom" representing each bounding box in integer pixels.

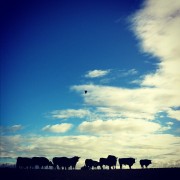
[{"left": 0, "top": 168, "right": 180, "bottom": 180}]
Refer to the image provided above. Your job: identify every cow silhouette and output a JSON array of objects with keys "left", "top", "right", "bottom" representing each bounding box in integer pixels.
[
  {"left": 31, "top": 157, "right": 53, "bottom": 169},
  {"left": 85, "top": 159, "right": 100, "bottom": 170},
  {"left": 99, "top": 155, "right": 117, "bottom": 170},
  {"left": 119, "top": 158, "right": 135, "bottom": 169},
  {"left": 92, "top": 160, "right": 100, "bottom": 169},
  {"left": 140, "top": 159, "right": 152, "bottom": 168},
  {"left": 16, "top": 157, "right": 31, "bottom": 169},
  {"left": 53, "top": 157, "right": 63, "bottom": 170},
  {"left": 99, "top": 158, "right": 108, "bottom": 169},
  {"left": 107, "top": 155, "right": 117, "bottom": 170},
  {"left": 53, "top": 156, "right": 80, "bottom": 170},
  {"left": 69, "top": 156, "right": 80, "bottom": 169}
]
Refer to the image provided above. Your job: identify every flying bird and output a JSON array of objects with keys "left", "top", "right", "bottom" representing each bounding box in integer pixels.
[{"left": 84, "top": 90, "right": 87, "bottom": 94}]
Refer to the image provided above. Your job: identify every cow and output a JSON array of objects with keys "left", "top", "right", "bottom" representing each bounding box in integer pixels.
[
  {"left": 99, "top": 158, "right": 108, "bottom": 170},
  {"left": 107, "top": 155, "right": 117, "bottom": 170},
  {"left": 31, "top": 157, "right": 53, "bottom": 169},
  {"left": 99, "top": 155, "right": 117, "bottom": 170},
  {"left": 69, "top": 156, "right": 80, "bottom": 170},
  {"left": 118, "top": 158, "right": 135, "bottom": 169},
  {"left": 140, "top": 159, "right": 152, "bottom": 168},
  {"left": 16, "top": 157, "right": 32, "bottom": 169},
  {"left": 92, "top": 160, "right": 100, "bottom": 169},
  {"left": 53, "top": 157, "right": 67, "bottom": 170},
  {"left": 85, "top": 159, "right": 100, "bottom": 170},
  {"left": 53, "top": 156, "right": 80, "bottom": 170}
]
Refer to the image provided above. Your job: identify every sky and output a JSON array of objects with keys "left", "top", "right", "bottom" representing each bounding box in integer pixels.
[{"left": 0, "top": 0, "right": 180, "bottom": 168}]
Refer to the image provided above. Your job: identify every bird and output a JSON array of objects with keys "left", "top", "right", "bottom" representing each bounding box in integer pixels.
[{"left": 84, "top": 90, "right": 87, "bottom": 94}]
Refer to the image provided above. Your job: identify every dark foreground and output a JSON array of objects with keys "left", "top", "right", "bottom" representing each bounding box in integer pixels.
[{"left": 0, "top": 168, "right": 180, "bottom": 180}]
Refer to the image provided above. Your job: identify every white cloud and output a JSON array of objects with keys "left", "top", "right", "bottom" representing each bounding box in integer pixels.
[
  {"left": 131, "top": 0, "right": 180, "bottom": 117},
  {"left": 72, "top": 84, "right": 177, "bottom": 121},
  {"left": 78, "top": 119, "right": 169, "bottom": 135},
  {"left": 0, "top": 125, "right": 23, "bottom": 135},
  {"left": 51, "top": 109, "right": 90, "bottom": 119},
  {"left": 132, "top": 0, "right": 180, "bottom": 60},
  {"left": 85, "top": 69, "right": 110, "bottom": 78},
  {"left": 166, "top": 122, "right": 174, "bottom": 126},
  {"left": 42, "top": 123, "right": 73, "bottom": 133},
  {"left": 167, "top": 108, "right": 180, "bottom": 121}
]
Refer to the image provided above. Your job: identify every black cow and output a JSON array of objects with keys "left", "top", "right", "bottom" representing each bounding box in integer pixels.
[
  {"left": 140, "top": 159, "right": 152, "bottom": 168},
  {"left": 53, "top": 157, "right": 67, "bottom": 170},
  {"left": 85, "top": 159, "right": 100, "bottom": 170},
  {"left": 16, "top": 157, "right": 31, "bottom": 169},
  {"left": 53, "top": 156, "right": 80, "bottom": 170},
  {"left": 99, "top": 158, "right": 108, "bottom": 170},
  {"left": 69, "top": 156, "right": 80, "bottom": 170},
  {"left": 92, "top": 160, "right": 100, "bottom": 169},
  {"left": 99, "top": 155, "right": 117, "bottom": 170},
  {"left": 107, "top": 155, "right": 117, "bottom": 170},
  {"left": 119, "top": 158, "right": 135, "bottom": 169},
  {"left": 31, "top": 157, "right": 53, "bottom": 169}
]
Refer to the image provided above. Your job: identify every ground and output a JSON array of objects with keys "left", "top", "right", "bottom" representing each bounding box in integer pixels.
[{"left": 0, "top": 168, "right": 180, "bottom": 180}]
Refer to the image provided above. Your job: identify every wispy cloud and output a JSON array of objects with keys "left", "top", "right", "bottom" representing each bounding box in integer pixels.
[
  {"left": 51, "top": 109, "right": 90, "bottom": 119},
  {"left": 42, "top": 123, "right": 73, "bottom": 133},
  {"left": 0, "top": 125, "right": 23, "bottom": 135},
  {"left": 85, "top": 69, "right": 110, "bottom": 78},
  {"left": 119, "top": 69, "right": 138, "bottom": 77}
]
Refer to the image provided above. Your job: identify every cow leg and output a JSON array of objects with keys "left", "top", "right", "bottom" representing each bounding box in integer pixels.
[{"left": 120, "top": 164, "right": 122, "bottom": 169}]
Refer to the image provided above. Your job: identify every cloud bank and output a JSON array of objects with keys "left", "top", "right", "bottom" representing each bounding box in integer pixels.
[{"left": 132, "top": 0, "right": 180, "bottom": 119}]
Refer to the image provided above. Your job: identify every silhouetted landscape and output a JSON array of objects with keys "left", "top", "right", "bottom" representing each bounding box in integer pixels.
[
  {"left": 1, "top": 156, "right": 180, "bottom": 180},
  {"left": 1, "top": 167, "right": 180, "bottom": 180}
]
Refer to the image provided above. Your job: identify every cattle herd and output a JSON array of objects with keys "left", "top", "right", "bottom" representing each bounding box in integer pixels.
[{"left": 16, "top": 155, "right": 152, "bottom": 170}]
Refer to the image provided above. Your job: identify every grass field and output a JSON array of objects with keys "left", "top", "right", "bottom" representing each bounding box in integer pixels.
[{"left": 0, "top": 168, "right": 180, "bottom": 180}]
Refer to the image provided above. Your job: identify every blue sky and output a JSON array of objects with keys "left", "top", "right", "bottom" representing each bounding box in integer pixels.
[{"left": 0, "top": 0, "right": 180, "bottom": 168}]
